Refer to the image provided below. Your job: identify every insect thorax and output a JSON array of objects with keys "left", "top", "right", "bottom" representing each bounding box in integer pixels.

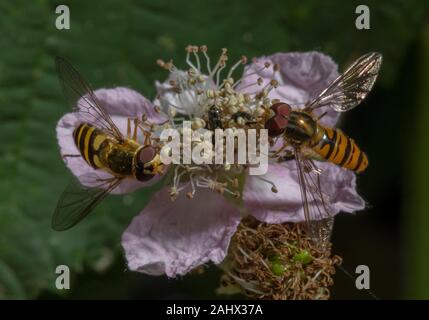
[
  {"left": 103, "top": 139, "right": 141, "bottom": 177},
  {"left": 284, "top": 111, "right": 321, "bottom": 146}
]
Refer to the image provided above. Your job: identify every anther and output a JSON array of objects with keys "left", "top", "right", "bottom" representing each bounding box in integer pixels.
[
  {"left": 185, "top": 45, "right": 194, "bottom": 53},
  {"left": 168, "top": 106, "right": 177, "bottom": 118},
  {"left": 156, "top": 59, "right": 165, "bottom": 68},
  {"left": 186, "top": 191, "right": 194, "bottom": 199},
  {"left": 188, "top": 68, "right": 197, "bottom": 77},
  {"left": 156, "top": 59, "right": 174, "bottom": 71},
  {"left": 270, "top": 79, "right": 278, "bottom": 88}
]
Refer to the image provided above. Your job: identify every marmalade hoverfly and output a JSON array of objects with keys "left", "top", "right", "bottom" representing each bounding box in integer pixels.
[
  {"left": 53, "top": 57, "right": 163, "bottom": 231},
  {"left": 265, "top": 52, "right": 382, "bottom": 248}
]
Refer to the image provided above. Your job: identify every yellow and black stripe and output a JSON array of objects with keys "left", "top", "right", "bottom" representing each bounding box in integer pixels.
[
  {"left": 73, "top": 123, "right": 109, "bottom": 170},
  {"left": 313, "top": 127, "right": 368, "bottom": 173}
]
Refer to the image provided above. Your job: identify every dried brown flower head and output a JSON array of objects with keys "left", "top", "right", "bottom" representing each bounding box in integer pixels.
[{"left": 218, "top": 216, "right": 342, "bottom": 300}]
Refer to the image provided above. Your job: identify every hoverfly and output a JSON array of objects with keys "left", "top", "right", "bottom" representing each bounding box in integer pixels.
[
  {"left": 265, "top": 52, "right": 382, "bottom": 248},
  {"left": 53, "top": 57, "right": 163, "bottom": 231}
]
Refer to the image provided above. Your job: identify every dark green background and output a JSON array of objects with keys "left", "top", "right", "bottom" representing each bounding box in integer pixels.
[{"left": 0, "top": 0, "right": 428, "bottom": 299}]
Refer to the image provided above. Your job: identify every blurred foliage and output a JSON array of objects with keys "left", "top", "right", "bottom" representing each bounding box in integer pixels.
[
  {"left": 0, "top": 0, "right": 428, "bottom": 299},
  {"left": 406, "top": 22, "right": 429, "bottom": 299}
]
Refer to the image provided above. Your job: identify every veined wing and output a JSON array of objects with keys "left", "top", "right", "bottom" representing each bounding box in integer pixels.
[
  {"left": 306, "top": 52, "right": 382, "bottom": 112},
  {"left": 52, "top": 174, "right": 123, "bottom": 231},
  {"left": 55, "top": 56, "right": 124, "bottom": 141},
  {"left": 294, "top": 149, "right": 335, "bottom": 250}
]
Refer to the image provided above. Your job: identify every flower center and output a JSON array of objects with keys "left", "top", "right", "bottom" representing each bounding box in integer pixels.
[{"left": 153, "top": 45, "right": 282, "bottom": 201}]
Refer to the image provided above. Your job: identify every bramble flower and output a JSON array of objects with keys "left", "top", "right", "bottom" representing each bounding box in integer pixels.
[
  {"left": 121, "top": 47, "right": 364, "bottom": 279},
  {"left": 56, "top": 47, "right": 366, "bottom": 299}
]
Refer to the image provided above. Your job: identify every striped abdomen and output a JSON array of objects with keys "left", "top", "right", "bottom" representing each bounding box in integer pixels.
[
  {"left": 313, "top": 127, "right": 368, "bottom": 173},
  {"left": 73, "top": 123, "right": 111, "bottom": 170}
]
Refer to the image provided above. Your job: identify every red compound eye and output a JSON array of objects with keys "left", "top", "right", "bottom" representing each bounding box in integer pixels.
[
  {"left": 135, "top": 146, "right": 157, "bottom": 182},
  {"left": 139, "top": 145, "right": 156, "bottom": 164},
  {"left": 271, "top": 102, "right": 292, "bottom": 117},
  {"left": 265, "top": 102, "right": 291, "bottom": 137}
]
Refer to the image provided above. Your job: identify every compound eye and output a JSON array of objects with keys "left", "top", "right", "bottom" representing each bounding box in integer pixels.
[
  {"left": 265, "top": 102, "right": 291, "bottom": 137},
  {"left": 139, "top": 146, "right": 156, "bottom": 164},
  {"left": 265, "top": 116, "right": 288, "bottom": 137},
  {"left": 271, "top": 102, "right": 291, "bottom": 117}
]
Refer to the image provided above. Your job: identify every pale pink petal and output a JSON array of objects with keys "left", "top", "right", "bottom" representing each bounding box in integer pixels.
[
  {"left": 122, "top": 187, "right": 241, "bottom": 277},
  {"left": 238, "top": 52, "right": 340, "bottom": 127},
  {"left": 56, "top": 87, "right": 163, "bottom": 194},
  {"left": 93, "top": 87, "right": 166, "bottom": 123},
  {"left": 244, "top": 161, "right": 365, "bottom": 224}
]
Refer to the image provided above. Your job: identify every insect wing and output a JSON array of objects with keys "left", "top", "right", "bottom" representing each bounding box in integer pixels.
[
  {"left": 55, "top": 56, "right": 124, "bottom": 140},
  {"left": 307, "top": 52, "right": 382, "bottom": 112},
  {"left": 294, "top": 149, "right": 335, "bottom": 250},
  {"left": 52, "top": 174, "right": 122, "bottom": 231}
]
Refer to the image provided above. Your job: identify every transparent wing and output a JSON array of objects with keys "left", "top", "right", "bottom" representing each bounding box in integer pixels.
[
  {"left": 306, "top": 52, "right": 382, "bottom": 112},
  {"left": 52, "top": 174, "right": 122, "bottom": 231},
  {"left": 55, "top": 56, "right": 124, "bottom": 141},
  {"left": 294, "top": 149, "right": 334, "bottom": 250}
]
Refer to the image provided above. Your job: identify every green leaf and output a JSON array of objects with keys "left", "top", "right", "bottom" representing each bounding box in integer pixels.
[{"left": 405, "top": 22, "right": 429, "bottom": 299}]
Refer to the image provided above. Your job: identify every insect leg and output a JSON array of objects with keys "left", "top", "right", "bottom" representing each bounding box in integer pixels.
[
  {"left": 270, "top": 142, "right": 289, "bottom": 159},
  {"left": 143, "top": 130, "right": 152, "bottom": 145},
  {"left": 317, "top": 111, "right": 328, "bottom": 121},
  {"left": 132, "top": 118, "right": 139, "bottom": 141},
  {"left": 133, "top": 121, "right": 151, "bottom": 145},
  {"left": 127, "top": 118, "right": 132, "bottom": 139}
]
